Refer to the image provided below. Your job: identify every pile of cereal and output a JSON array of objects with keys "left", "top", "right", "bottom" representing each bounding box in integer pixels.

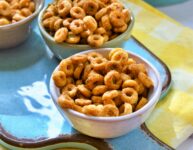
[
  {"left": 42, "top": 0, "right": 131, "bottom": 47},
  {"left": 52, "top": 48, "right": 154, "bottom": 117},
  {"left": 0, "top": 0, "right": 35, "bottom": 26}
]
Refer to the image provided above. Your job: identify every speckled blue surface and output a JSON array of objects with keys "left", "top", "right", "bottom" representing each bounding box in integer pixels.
[
  {"left": 0, "top": 0, "right": 171, "bottom": 149},
  {"left": 145, "top": 0, "right": 189, "bottom": 6}
]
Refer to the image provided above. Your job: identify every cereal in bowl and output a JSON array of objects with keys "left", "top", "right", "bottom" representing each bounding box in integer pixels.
[
  {"left": 42, "top": 0, "right": 131, "bottom": 47},
  {"left": 52, "top": 48, "right": 154, "bottom": 117},
  {"left": 0, "top": 0, "right": 35, "bottom": 26}
]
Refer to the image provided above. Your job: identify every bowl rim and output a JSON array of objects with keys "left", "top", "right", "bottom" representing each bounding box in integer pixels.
[
  {"left": 49, "top": 48, "right": 162, "bottom": 122},
  {"left": 0, "top": 0, "right": 44, "bottom": 30},
  {"left": 38, "top": 5, "right": 135, "bottom": 48}
]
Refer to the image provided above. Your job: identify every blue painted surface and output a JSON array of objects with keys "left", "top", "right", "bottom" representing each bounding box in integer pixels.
[
  {"left": 0, "top": 0, "right": 169, "bottom": 149},
  {"left": 145, "top": 0, "right": 189, "bottom": 6}
]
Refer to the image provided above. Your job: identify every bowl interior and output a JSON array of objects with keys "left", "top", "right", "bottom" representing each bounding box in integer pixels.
[{"left": 49, "top": 48, "right": 162, "bottom": 121}]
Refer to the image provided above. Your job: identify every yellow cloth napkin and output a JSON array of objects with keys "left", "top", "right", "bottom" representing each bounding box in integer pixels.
[{"left": 123, "top": 0, "right": 193, "bottom": 148}]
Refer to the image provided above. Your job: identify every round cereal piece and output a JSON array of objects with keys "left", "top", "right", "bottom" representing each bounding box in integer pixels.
[
  {"left": 91, "top": 57, "right": 107, "bottom": 72},
  {"left": 71, "top": 54, "right": 88, "bottom": 64},
  {"left": 122, "top": 79, "right": 139, "bottom": 91},
  {"left": 103, "top": 104, "right": 119, "bottom": 116},
  {"left": 120, "top": 73, "right": 131, "bottom": 81},
  {"left": 138, "top": 72, "right": 153, "bottom": 88},
  {"left": 74, "top": 63, "right": 84, "bottom": 79},
  {"left": 63, "top": 18, "right": 73, "bottom": 29},
  {"left": 101, "top": 15, "right": 112, "bottom": 31},
  {"left": 20, "top": 8, "right": 32, "bottom": 17},
  {"left": 28, "top": 1, "right": 35, "bottom": 12},
  {"left": 0, "top": 18, "right": 10, "bottom": 26},
  {"left": 111, "top": 50, "right": 129, "bottom": 64},
  {"left": 77, "top": 84, "right": 91, "bottom": 98},
  {"left": 87, "top": 52, "right": 103, "bottom": 61},
  {"left": 54, "top": 27, "right": 68, "bottom": 43},
  {"left": 70, "top": 6, "right": 85, "bottom": 19},
  {"left": 72, "top": 0, "right": 85, "bottom": 7},
  {"left": 12, "top": 13, "right": 26, "bottom": 22},
  {"left": 83, "top": 0, "right": 99, "bottom": 16},
  {"left": 52, "top": 70, "right": 67, "bottom": 87},
  {"left": 109, "top": 48, "right": 124, "bottom": 59},
  {"left": 95, "top": 7, "right": 107, "bottom": 20},
  {"left": 54, "top": 18, "right": 63, "bottom": 31},
  {"left": 104, "top": 70, "right": 122, "bottom": 90},
  {"left": 57, "top": 0, "right": 72, "bottom": 18},
  {"left": 121, "top": 87, "right": 138, "bottom": 104},
  {"left": 46, "top": 4, "right": 57, "bottom": 14},
  {"left": 82, "top": 63, "right": 92, "bottom": 81},
  {"left": 129, "top": 63, "right": 147, "bottom": 76},
  {"left": 83, "top": 16, "right": 97, "bottom": 32},
  {"left": 42, "top": 11, "right": 54, "bottom": 20},
  {"left": 135, "top": 78, "right": 145, "bottom": 95},
  {"left": 119, "top": 103, "right": 132, "bottom": 116},
  {"left": 105, "top": 61, "right": 122, "bottom": 73},
  {"left": 102, "top": 90, "right": 119, "bottom": 105},
  {"left": 107, "top": 2, "right": 124, "bottom": 12},
  {"left": 75, "top": 98, "right": 92, "bottom": 106},
  {"left": 135, "top": 97, "right": 148, "bottom": 111},
  {"left": 69, "top": 19, "right": 84, "bottom": 34},
  {"left": 87, "top": 34, "right": 104, "bottom": 47},
  {"left": 94, "top": 27, "right": 106, "bottom": 35},
  {"left": 76, "top": 80, "right": 83, "bottom": 85},
  {"left": 66, "top": 32, "right": 80, "bottom": 44},
  {"left": 109, "top": 10, "right": 125, "bottom": 27},
  {"left": 82, "top": 104, "right": 104, "bottom": 116},
  {"left": 92, "top": 85, "right": 107, "bottom": 96},
  {"left": 66, "top": 77, "right": 75, "bottom": 84},
  {"left": 91, "top": 96, "right": 103, "bottom": 104},
  {"left": 62, "top": 84, "right": 77, "bottom": 98},
  {"left": 122, "top": 9, "right": 131, "bottom": 23},
  {"left": 114, "top": 23, "right": 127, "bottom": 33},
  {"left": 85, "top": 71, "right": 104, "bottom": 90},
  {"left": 59, "top": 58, "right": 74, "bottom": 76}
]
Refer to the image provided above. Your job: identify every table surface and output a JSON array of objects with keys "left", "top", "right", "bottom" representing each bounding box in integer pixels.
[{"left": 157, "top": 1, "right": 193, "bottom": 149}]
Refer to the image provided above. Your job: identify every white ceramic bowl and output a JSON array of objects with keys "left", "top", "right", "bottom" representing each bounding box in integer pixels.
[
  {"left": 0, "top": 0, "right": 44, "bottom": 49},
  {"left": 50, "top": 48, "right": 162, "bottom": 138},
  {"left": 38, "top": 6, "right": 134, "bottom": 59}
]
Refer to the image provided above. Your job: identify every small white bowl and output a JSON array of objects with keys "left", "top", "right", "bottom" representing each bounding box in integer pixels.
[
  {"left": 0, "top": 0, "right": 44, "bottom": 49},
  {"left": 50, "top": 48, "right": 162, "bottom": 138}
]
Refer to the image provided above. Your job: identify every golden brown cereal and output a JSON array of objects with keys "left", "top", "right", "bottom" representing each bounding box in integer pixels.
[
  {"left": 21, "top": 8, "right": 32, "bottom": 17},
  {"left": 83, "top": 16, "right": 97, "bottom": 32},
  {"left": 62, "top": 84, "right": 77, "bottom": 98},
  {"left": 104, "top": 70, "right": 122, "bottom": 90},
  {"left": 59, "top": 58, "right": 74, "bottom": 76},
  {"left": 69, "top": 19, "right": 84, "bottom": 34},
  {"left": 119, "top": 103, "right": 132, "bottom": 116},
  {"left": 75, "top": 98, "right": 92, "bottom": 106},
  {"left": 80, "top": 29, "right": 92, "bottom": 39},
  {"left": 102, "top": 90, "right": 119, "bottom": 105},
  {"left": 70, "top": 6, "right": 85, "bottom": 19},
  {"left": 83, "top": 0, "right": 99, "bottom": 16},
  {"left": 0, "top": 18, "right": 10, "bottom": 26},
  {"left": 57, "top": 0, "right": 72, "bottom": 18},
  {"left": 63, "top": 18, "right": 73, "bottom": 29},
  {"left": 54, "top": 18, "right": 63, "bottom": 31},
  {"left": 91, "top": 96, "right": 103, "bottom": 104},
  {"left": 105, "top": 61, "right": 122, "bottom": 73},
  {"left": 138, "top": 72, "right": 153, "bottom": 88},
  {"left": 135, "top": 97, "right": 148, "bottom": 111},
  {"left": 103, "top": 104, "right": 119, "bottom": 116},
  {"left": 74, "top": 63, "right": 84, "bottom": 79},
  {"left": 52, "top": 70, "right": 67, "bottom": 87},
  {"left": 109, "top": 11, "right": 125, "bottom": 27},
  {"left": 87, "top": 34, "right": 104, "bottom": 47},
  {"left": 122, "top": 9, "right": 131, "bottom": 23},
  {"left": 66, "top": 31, "right": 80, "bottom": 44},
  {"left": 101, "top": 15, "right": 112, "bottom": 31},
  {"left": 86, "top": 71, "right": 104, "bottom": 89},
  {"left": 121, "top": 87, "right": 138, "bottom": 104},
  {"left": 91, "top": 57, "right": 107, "bottom": 72},
  {"left": 54, "top": 49, "right": 154, "bottom": 117},
  {"left": 54, "top": 27, "right": 68, "bottom": 43},
  {"left": 114, "top": 23, "right": 127, "bottom": 33},
  {"left": 77, "top": 84, "right": 92, "bottom": 98},
  {"left": 92, "top": 85, "right": 107, "bottom": 96},
  {"left": 122, "top": 79, "right": 139, "bottom": 91},
  {"left": 95, "top": 7, "right": 107, "bottom": 20}
]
